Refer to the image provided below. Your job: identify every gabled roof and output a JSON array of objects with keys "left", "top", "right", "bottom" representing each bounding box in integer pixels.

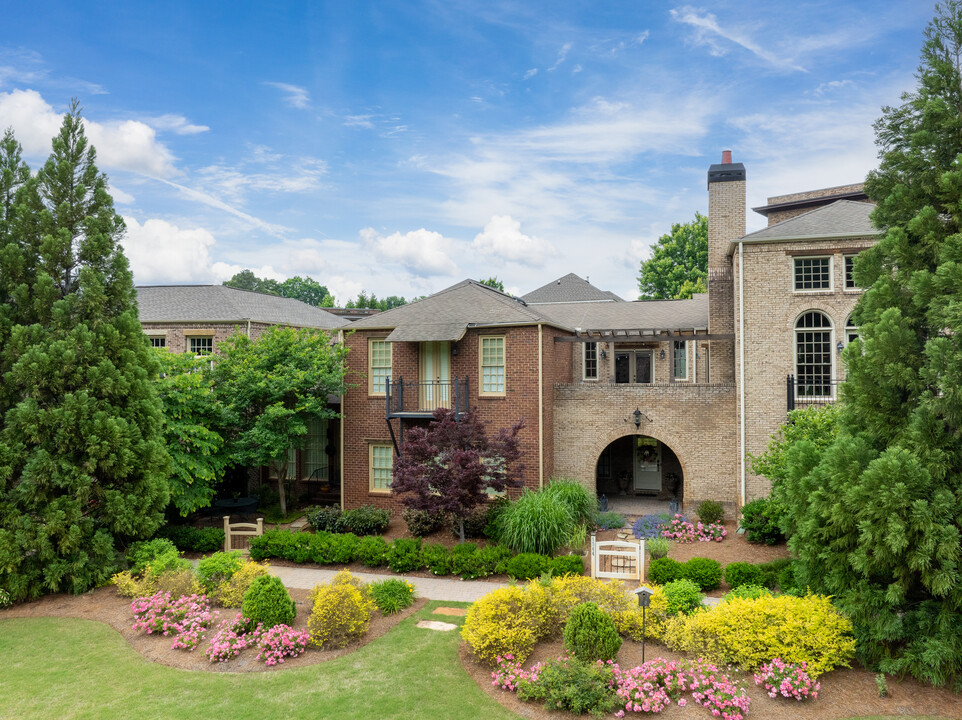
[
  {"left": 348, "top": 280, "right": 569, "bottom": 340},
  {"left": 734, "top": 200, "right": 879, "bottom": 251},
  {"left": 136, "top": 285, "right": 349, "bottom": 330},
  {"left": 535, "top": 294, "right": 709, "bottom": 334},
  {"left": 522, "top": 273, "right": 624, "bottom": 304}
]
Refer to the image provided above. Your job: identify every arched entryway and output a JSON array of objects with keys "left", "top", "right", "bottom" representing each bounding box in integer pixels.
[{"left": 595, "top": 435, "right": 684, "bottom": 505}]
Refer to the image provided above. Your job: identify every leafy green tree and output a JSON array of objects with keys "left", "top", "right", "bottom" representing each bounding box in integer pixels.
[
  {"left": 637, "top": 213, "right": 708, "bottom": 299},
  {"left": 278, "top": 275, "right": 331, "bottom": 307},
  {"left": 345, "top": 291, "right": 408, "bottom": 311},
  {"left": 0, "top": 103, "right": 170, "bottom": 600},
  {"left": 779, "top": 3, "right": 962, "bottom": 689},
  {"left": 154, "top": 350, "right": 230, "bottom": 515},
  {"left": 222, "top": 269, "right": 280, "bottom": 295},
  {"left": 214, "top": 326, "right": 347, "bottom": 516},
  {"left": 480, "top": 277, "right": 505, "bottom": 292}
]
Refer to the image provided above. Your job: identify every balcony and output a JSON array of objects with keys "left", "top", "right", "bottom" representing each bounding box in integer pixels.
[
  {"left": 787, "top": 374, "right": 841, "bottom": 411},
  {"left": 386, "top": 376, "right": 471, "bottom": 419}
]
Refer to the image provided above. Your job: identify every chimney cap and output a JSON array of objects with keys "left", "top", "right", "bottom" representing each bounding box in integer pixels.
[
  {"left": 707, "top": 159, "right": 746, "bottom": 187},
  {"left": 722, "top": 150, "right": 733, "bottom": 164}
]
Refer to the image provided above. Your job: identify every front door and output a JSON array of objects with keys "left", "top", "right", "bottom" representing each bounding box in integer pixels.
[{"left": 419, "top": 341, "right": 450, "bottom": 410}]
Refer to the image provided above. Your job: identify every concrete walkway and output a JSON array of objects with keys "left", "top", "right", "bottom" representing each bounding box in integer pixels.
[{"left": 269, "top": 565, "right": 509, "bottom": 603}]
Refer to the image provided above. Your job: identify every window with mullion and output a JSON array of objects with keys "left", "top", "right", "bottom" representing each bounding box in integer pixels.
[
  {"left": 583, "top": 342, "right": 598, "bottom": 380},
  {"left": 794, "top": 257, "right": 831, "bottom": 291},
  {"left": 480, "top": 336, "right": 505, "bottom": 394}
]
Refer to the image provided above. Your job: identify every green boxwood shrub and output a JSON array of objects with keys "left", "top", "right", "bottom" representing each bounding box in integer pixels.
[
  {"left": 696, "top": 500, "right": 725, "bottom": 525},
  {"left": 739, "top": 497, "right": 786, "bottom": 545},
  {"left": 386, "top": 538, "right": 422, "bottom": 573},
  {"left": 355, "top": 536, "right": 389, "bottom": 567},
  {"left": 306, "top": 505, "right": 345, "bottom": 533},
  {"left": 682, "top": 557, "right": 722, "bottom": 591},
  {"left": 126, "top": 538, "right": 179, "bottom": 575},
  {"left": 563, "top": 602, "right": 622, "bottom": 662},
  {"left": 401, "top": 508, "right": 445, "bottom": 537},
  {"left": 241, "top": 575, "right": 296, "bottom": 630},
  {"left": 723, "top": 561, "right": 765, "bottom": 589},
  {"left": 341, "top": 505, "right": 390, "bottom": 536},
  {"left": 550, "top": 554, "right": 585, "bottom": 577},
  {"left": 505, "top": 552, "right": 551, "bottom": 580},
  {"left": 647, "top": 557, "right": 684, "bottom": 585},
  {"left": 156, "top": 525, "right": 225, "bottom": 553},
  {"left": 196, "top": 551, "right": 243, "bottom": 594},
  {"left": 663, "top": 578, "right": 704, "bottom": 616},
  {"left": 422, "top": 543, "right": 453, "bottom": 575},
  {"left": 722, "top": 585, "right": 772, "bottom": 603}
]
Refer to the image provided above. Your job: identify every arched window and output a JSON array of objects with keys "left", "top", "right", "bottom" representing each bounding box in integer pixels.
[{"left": 795, "top": 311, "right": 833, "bottom": 397}]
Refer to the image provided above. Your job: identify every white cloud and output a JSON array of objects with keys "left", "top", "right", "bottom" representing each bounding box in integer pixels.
[
  {"left": 0, "top": 89, "right": 178, "bottom": 176},
  {"left": 263, "top": 81, "right": 310, "bottom": 109},
  {"left": 110, "top": 186, "right": 135, "bottom": 204},
  {"left": 472, "top": 215, "right": 553, "bottom": 266},
  {"left": 670, "top": 6, "right": 807, "bottom": 72},
  {"left": 360, "top": 227, "right": 458, "bottom": 276},
  {"left": 122, "top": 216, "right": 218, "bottom": 284},
  {"left": 195, "top": 157, "right": 327, "bottom": 203},
  {"left": 572, "top": 64, "right": 583, "bottom": 73},
  {"left": 143, "top": 113, "right": 209, "bottom": 135},
  {"left": 344, "top": 114, "right": 375, "bottom": 129},
  {"left": 523, "top": 68, "right": 538, "bottom": 80},
  {"left": 813, "top": 79, "right": 855, "bottom": 96},
  {"left": 637, "top": 31, "right": 650, "bottom": 45},
  {"left": 547, "top": 43, "right": 572, "bottom": 72}
]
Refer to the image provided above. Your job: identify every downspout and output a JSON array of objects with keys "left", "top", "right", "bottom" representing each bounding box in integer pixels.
[
  {"left": 538, "top": 323, "right": 544, "bottom": 489},
  {"left": 246, "top": 319, "right": 251, "bottom": 338},
  {"left": 738, "top": 241, "right": 746, "bottom": 508}
]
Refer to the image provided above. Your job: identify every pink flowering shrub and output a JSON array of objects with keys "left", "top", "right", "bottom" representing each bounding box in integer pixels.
[
  {"left": 754, "top": 658, "right": 820, "bottom": 701},
  {"left": 256, "top": 624, "right": 311, "bottom": 666},
  {"left": 131, "top": 592, "right": 217, "bottom": 650},
  {"left": 493, "top": 654, "right": 751, "bottom": 720},
  {"left": 206, "top": 613, "right": 263, "bottom": 662},
  {"left": 661, "top": 514, "right": 727, "bottom": 543}
]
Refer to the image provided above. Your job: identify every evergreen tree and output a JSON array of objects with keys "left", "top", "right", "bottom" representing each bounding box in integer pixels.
[
  {"left": 637, "top": 213, "right": 708, "bottom": 299},
  {"left": 780, "top": 3, "right": 962, "bottom": 689},
  {"left": 0, "top": 103, "right": 170, "bottom": 600}
]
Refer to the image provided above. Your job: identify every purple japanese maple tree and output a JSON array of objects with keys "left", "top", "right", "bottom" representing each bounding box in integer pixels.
[{"left": 391, "top": 409, "right": 525, "bottom": 542}]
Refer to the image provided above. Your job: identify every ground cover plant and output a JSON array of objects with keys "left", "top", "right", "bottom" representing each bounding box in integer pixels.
[
  {"left": 594, "top": 511, "right": 626, "bottom": 530},
  {"left": 631, "top": 514, "right": 667, "bottom": 539}
]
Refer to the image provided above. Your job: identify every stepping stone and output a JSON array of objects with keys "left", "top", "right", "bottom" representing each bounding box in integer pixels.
[
  {"left": 433, "top": 607, "right": 467, "bottom": 617},
  {"left": 416, "top": 620, "right": 458, "bottom": 631},
  {"left": 289, "top": 517, "right": 308, "bottom": 529}
]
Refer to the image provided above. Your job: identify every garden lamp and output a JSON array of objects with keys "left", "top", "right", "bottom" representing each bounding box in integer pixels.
[{"left": 633, "top": 586, "right": 654, "bottom": 663}]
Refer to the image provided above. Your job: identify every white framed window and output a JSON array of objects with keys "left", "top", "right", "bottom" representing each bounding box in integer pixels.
[
  {"left": 479, "top": 336, "right": 505, "bottom": 395},
  {"left": 795, "top": 311, "right": 834, "bottom": 397},
  {"left": 369, "top": 443, "right": 393, "bottom": 493},
  {"left": 368, "top": 338, "right": 392, "bottom": 396},
  {"left": 844, "top": 255, "right": 858, "bottom": 290},
  {"left": 845, "top": 314, "right": 859, "bottom": 346},
  {"left": 189, "top": 336, "right": 213, "bottom": 355},
  {"left": 148, "top": 336, "right": 167, "bottom": 349},
  {"left": 673, "top": 340, "right": 689, "bottom": 381},
  {"left": 583, "top": 342, "right": 598, "bottom": 380},
  {"left": 794, "top": 256, "right": 832, "bottom": 292}
]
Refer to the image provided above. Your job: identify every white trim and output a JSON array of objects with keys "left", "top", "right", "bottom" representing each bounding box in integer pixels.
[
  {"left": 671, "top": 339, "right": 690, "bottom": 381},
  {"left": 582, "top": 341, "right": 600, "bottom": 381},
  {"left": 538, "top": 324, "right": 544, "bottom": 489},
  {"left": 842, "top": 254, "right": 860, "bottom": 291},
  {"left": 792, "top": 255, "right": 834, "bottom": 293},
  {"left": 793, "top": 309, "right": 836, "bottom": 401}
]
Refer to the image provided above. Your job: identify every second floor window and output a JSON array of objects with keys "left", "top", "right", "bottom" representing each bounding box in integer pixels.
[
  {"left": 844, "top": 255, "right": 858, "bottom": 289},
  {"left": 149, "top": 336, "right": 166, "bottom": 348},
  {"left": 584, "top": 342, "right": 598, "bottom": 380},
  {"left": 480, "top": 336, "right": 505, "bottom": 395},
  {"left": 369, "top": 339, "right": 392, "bottom": 395},
  {"left": 673, "top": 340, "right": 688, "bottom": 380},
  {"left": 190, "top": 337, "right": 213, "bottom": 355},
  {"left": 794, "top": 256, "right": 831, "bottom": 291}
]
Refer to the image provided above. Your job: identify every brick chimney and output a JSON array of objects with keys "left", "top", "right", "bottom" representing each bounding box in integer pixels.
[{"left": 706, "top": 150, "right": 746, "bottom": 383}]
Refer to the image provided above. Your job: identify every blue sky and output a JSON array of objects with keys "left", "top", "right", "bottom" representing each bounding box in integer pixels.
[{"left": 0, "top": 1, "right": 932, "bottom": 302}]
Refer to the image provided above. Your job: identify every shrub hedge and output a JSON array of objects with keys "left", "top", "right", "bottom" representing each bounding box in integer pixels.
[{"left": 156, "top": 525, "right": 225, "bottom": 553}]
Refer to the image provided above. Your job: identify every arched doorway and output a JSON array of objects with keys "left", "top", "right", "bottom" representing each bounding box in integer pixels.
[{"left": 595, "top": 435, "right": 684, "bottom": 506}]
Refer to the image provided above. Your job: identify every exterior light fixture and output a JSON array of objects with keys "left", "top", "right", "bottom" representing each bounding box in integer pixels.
[
  {"left": 451, "top": 343, "right": 459, "bottom": 356},
  {"left": 600, "top": 347, "right": 607, "bottom": 359},
  {"left": 633, "top": 586, "right": 654, "bottom": 662},
  {"left": 659, "top": 349, "right": 666, "bottom": 359},
  {"left": 634, "top": 408, "right": 642, "bottom": 428},
  {"left": 836, "top": 341, "right": 844, "bottom": 355}
]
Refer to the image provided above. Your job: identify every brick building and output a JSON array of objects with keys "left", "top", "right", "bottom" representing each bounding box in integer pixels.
[{"left": 340, "top": 154, "right": 880, "bottom": 513}]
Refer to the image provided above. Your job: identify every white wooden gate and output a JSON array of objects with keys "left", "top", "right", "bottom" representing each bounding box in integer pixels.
[
  {"left": 590, "top": 535, "right": 645, "bottom": 581},
  {"left": 223, "top": 516, "right": 264, "bottom": 554}
]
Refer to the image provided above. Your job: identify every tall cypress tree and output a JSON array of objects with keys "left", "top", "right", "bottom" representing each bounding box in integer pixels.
[
  {"left": 780, "top": 2, "right": 962, "bottom": 689},
  {"left": 0, "top": 102, "right": 170, "bottom": 600}
]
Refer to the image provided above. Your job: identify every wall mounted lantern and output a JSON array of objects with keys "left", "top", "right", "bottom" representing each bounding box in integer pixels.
[
  {"left": 634, "top": 408, "right": 642, "bottom": 428},
  {"left": 836, "top": 341, "right": 844, "bottom": 355},
  {"left": 659, "top": 349, "right": 666, "bottom": 359},
  {"left": 600, "top": 347, "right": 607, "bottom": 359}
]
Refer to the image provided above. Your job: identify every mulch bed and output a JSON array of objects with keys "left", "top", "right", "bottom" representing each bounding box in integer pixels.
[{"left": 0, "top": 586, "right": 425, "bottom": 673}]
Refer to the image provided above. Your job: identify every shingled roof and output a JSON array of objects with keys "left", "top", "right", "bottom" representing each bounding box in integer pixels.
[
  {"left": 136, "top": 285, "right": 349, "bottom": 330},
  {"left": 534, "top": 294, "right": 709, "bottom": 334},
  {"left": 348, "top": 280, "right": 567, "bottom": 340},
  {"left": 523, "top": 273, "right": 624, "bottom": 303},
  {"left": 735, "top": 200, "right": 879, "bottom": 250}
]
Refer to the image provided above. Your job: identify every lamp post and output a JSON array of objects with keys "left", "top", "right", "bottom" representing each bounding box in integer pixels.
[{"left": 633, "top": 586, "right": 653, "bottom": 663}]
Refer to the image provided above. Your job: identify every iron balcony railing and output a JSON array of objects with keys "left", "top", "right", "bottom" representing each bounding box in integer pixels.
[
  {"left": 787, "top": 374, "right": 842, "bottom": 411},
  {"left": 386, "top": 376, "right": 470, "bottom": 418}
]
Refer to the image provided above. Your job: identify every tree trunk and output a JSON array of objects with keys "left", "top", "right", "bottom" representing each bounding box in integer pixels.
[
  {"left": 275, "top": 461, "right": 288, "bottom": 516},
  {"left": 458, "top": 517, "right": 465, "bottom": 544}
]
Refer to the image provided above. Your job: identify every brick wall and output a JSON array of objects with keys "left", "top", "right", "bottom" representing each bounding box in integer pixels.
[
  {"left": 552, "top": 382, "right": 738, "bottom": 511},
  {"left": 340, "top": 325, "right": 558, "bottom": 513},
  {"left": 764, "top": 183, "right": 870, "bottom": 226},
  {"left": 707, "top": 173, "right": 744, "bottom": 384},
  {"left": 735, "top": 236, "right": 874, "bottom": 500},
  {"left": 140, "top": 321, "right": 285, "bottom": 353}
]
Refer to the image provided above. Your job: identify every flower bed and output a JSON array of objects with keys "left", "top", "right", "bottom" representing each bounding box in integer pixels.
[{"left": 661, "top": 514, "right": 726, "bottom": 543}]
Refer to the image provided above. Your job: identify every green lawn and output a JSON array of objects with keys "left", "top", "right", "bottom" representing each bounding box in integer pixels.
[{"left": 0, "top": 601, "right": 516, "bottom": 720}]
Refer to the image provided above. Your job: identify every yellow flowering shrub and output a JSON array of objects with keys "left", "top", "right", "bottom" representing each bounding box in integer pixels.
[
  {"left": 307, "top": 571, "right": 377, "bottom": 649},
  {"left": 611, "top": 584, "right": 669, "bottom": 642},
  {"left": 461, "top": 585, "right": 545, "bottom": 665},
  {"left": 663, "top": 593, "right": 856, "bottom": 678},
  {"left": 216, "top": 561, "right": 269, "bottom": 608},
  {"left": 153, "top": 569, "right": 202, "bottom": 599},
  {"left": 112, "top": 571, "right": 149, "bottom": 598}
]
